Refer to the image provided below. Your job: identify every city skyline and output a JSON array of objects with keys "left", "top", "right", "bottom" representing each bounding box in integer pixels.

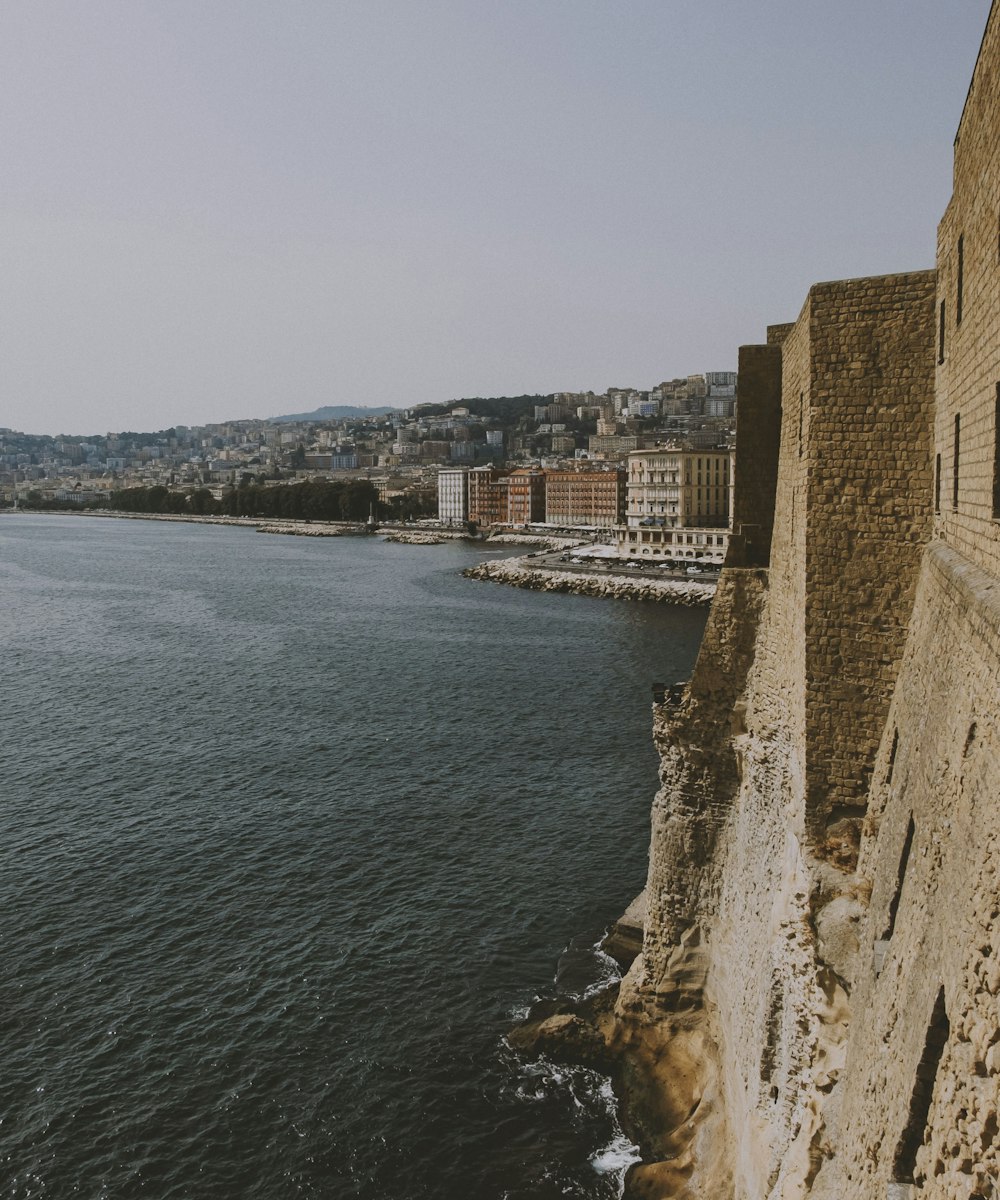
[{"left": 2, "top": 0, "right": 991, "bottom": 435}]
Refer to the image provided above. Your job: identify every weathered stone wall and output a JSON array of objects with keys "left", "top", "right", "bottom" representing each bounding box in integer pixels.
[
  {"left": 633, "top": 273, "right": 937, "bottom": 1197},
  {"left": 935, "top": 2, "right": 1000, "bottom": 579},
  {"left": 819, "top": 10, "right": 1000, "bottom": 1194},
  {"left": 829, "top": 543, "right": 1000, "bottom": 1199},
  {"left": 697, "top": 277, "right": 934, "bottom": 1195},
  {"left": 803, "top": 273, "right": 937, "bottom": 844},
  {"left": 639, "top": 566, "right": 769, "bottom": 1002},
  {"left": 728, "top": 343, "right": 782, "bottom": 569},
  {"left": 623, "top": 9, "right": 1000, "bottom": 1197}
]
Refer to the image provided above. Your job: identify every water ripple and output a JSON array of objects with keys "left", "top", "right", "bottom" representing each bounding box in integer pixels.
[{"left": 0, "top": 516, "right": 706, "bottom": 1199}]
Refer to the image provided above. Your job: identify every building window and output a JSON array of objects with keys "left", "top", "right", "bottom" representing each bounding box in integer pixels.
[
  {"left": 934, "top": 453, "right": 941, "bottom": 515},
  {"left": 956, "top": 233, "right": 964, "bottom": 325},
  {"left": 886, "top": 728, "right": 899, "bottom": 786},
  {"left": 953, "top": 413, "right": 961, "bottom": 510},
  {"left": 993, "top": 385, "right": 1000, "bottom": 520},
  {"left": 938, "top": 300, "right": 946, "bottom": 364}
]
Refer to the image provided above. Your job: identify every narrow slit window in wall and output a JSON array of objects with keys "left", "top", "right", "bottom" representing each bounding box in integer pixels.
[
  {"left": 939, "top": 300, "right": 946, "bottom": 364},
  {"left": 798, "top": 394, "right": 803, "bottom": 458},
  {"left": 957, "top": 233, "right": 964, "bottom": 325},
  {"left": 934, "top": 452, "right": 941, "bottom": 515},
  {"left": 993, "top": 385, "right": 1000, "bottom": 519},
  {"left": 892, "top": 987, "right": 949, "bottom": 1186},
  {"left": 759, "top": 977, "right": 783, "bottom": 1084},
  {"left": 886, "top": 728, "right": 899, "bottom": 786},
  {"left": 953, "top": 414, "right": 961, "bottom": 510},
  {"left": 884, "top": 814, "right": 914, "bottom": 941}
]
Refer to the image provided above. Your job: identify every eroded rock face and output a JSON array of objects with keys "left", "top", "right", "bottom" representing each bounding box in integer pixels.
[{"left": 507, "top": 1012, "right": 612, "bottom": 1071}]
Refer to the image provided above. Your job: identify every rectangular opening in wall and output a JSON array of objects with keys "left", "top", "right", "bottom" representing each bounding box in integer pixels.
[
  {"left": 883, "top": 814, "right": 914, "bottom": 941},
  {"left": 886, "top": 728, "right": 899, "bottom": 786},
  {"left": 993, "top": 385, "right": 1000, "bottom": 519},
  {"left": 892, "top": 987, "right": 949, "bottom": 1185},
  {"left": 938, "top": 300, "right": 946, "bottom": 364},
  {"left": 759, "top": 975, "right": 783, "bottom": 1086},
  {"left": 934, "top": 452, "right": 941, "bottom": 515},
  {"left": 956, "top": 233, "right": 964, "bottom": 325},
  {"left": 953, "top": 413, "right": 961, "bottom": 510},
  {"left": 798, "top": 394, "right": 803, "bottom": 458}
]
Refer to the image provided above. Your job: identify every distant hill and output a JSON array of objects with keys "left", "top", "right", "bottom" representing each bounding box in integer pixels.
[
  {"left": 270, "top": 405, "right": 396, "bottom": 423},
  {"left": 410, "top": 395, "right": 549, "bottom": 423}
]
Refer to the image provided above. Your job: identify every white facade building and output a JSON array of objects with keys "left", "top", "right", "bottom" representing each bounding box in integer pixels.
[
  {"left": 437, "top": 468, "right": 469, "bottom": 524},
  {"left": 615, "top": 447, "right": 732, "bottom": 563}
]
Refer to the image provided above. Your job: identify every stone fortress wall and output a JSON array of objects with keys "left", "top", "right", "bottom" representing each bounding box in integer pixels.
[{"left": 620, "top": 5, "right": 1000, "bottom": 1197}]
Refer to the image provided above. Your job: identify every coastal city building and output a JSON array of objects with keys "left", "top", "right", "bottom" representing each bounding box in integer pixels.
[
  {"left": 467, "top": 465, "right": 510, "bottom": 525},
  {"left": 505, "top": 468, "right": 546, "bottom": 525},
  {"left": 436, "top": 468, "right": 469, "bottom": 525},
  {"left": 624, "top": 447, "right": 730, "bottom": 529},
  {"left": 615, "top": 447, "right": 732, "bottom": 563},
  {"left": 618, "top": 524, "right": 729, "bottom": 564},
  {"left": 543, "top": 467, "right": 625, "bottom": 528}
]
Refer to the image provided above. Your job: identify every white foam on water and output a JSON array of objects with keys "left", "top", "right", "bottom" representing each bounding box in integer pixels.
[
  {"left": 591, "top": 1132, "right": 641, "bottom": 1174},
  {"left": 589, "top": 1078, "right": 641, "bottom": 1195},
  {"left": 579, "top": 944, "right": 622, "bottom": 1001}
]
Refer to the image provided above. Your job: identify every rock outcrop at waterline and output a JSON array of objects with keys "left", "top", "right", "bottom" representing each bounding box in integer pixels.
[
  {"left": 508, "top": 967, "right": 734, "bottom": 1199},
  {"left": 463, "top": 557, "right": 716, "bottom": 605}
]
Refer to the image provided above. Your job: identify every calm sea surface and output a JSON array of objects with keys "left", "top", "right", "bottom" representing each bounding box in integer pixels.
[{"left": 0, "top": 515, "right": 706, "bottom": 1200}]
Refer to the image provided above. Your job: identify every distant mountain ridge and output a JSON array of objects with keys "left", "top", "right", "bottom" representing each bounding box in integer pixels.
[{"left": 270, "top": 405, "right": 396, "bottom": 423}]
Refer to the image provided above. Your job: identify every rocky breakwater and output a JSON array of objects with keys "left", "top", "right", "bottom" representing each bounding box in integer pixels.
[
  {"left": 482, "top": 531, "right": 584, "bottom": 550},
  {"left": 381, "top": 530, "right": 467, "bottom": 545},
  {"left": 255, "top": 522, "right": 368, "bottom": 537},
  {"left": 462, "top": 556, "right": 715, "bottom": 606}
]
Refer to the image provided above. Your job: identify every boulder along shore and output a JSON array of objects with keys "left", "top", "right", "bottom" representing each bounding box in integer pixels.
[{"left": 462, "top": 555, "right": 716, "bottom": 605}]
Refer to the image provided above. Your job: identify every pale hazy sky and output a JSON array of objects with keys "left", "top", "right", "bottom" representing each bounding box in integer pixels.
[{"left": 1, "top": 1, "right": 992, "bottom": 435}]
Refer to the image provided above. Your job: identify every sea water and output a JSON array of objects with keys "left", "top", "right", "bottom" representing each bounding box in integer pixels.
[{"left": 0, "top": 515, "right": 707, "bottom": 1199}]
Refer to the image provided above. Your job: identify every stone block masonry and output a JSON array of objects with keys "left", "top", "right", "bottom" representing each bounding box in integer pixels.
[
  {"left": 614, "top": 7, "right": 1000, "bottom": 1192},
  {"left": 727, "top": 343, "right": 781, "bottom": 569},
  {"left": 834, "top": 543, "right": 1000, "bottom": 1197},
  {"left": 801, "top": 272, "right": 937, "bottom": 845}
]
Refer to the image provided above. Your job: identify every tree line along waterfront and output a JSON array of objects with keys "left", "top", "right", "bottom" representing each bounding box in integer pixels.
[{"left": 17, "top": 476, "right": 437, "bottom": 523}]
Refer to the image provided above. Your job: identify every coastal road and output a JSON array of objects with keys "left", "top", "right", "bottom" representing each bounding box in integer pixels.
[{"left": 525, "top": 548, "right": 721, "bottom": 583}]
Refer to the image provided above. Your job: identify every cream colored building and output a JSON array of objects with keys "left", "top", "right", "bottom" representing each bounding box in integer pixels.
[
  {"left": 624, "top": 447, "right": 730, "bottom": 529},
  {"left": 615, "top": 448, "right": 731, "bottom": 563}
]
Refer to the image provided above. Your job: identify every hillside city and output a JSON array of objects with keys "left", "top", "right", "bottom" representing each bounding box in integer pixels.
[{"left": 1, "top": 371, "right": 737, "bottom": 566}]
